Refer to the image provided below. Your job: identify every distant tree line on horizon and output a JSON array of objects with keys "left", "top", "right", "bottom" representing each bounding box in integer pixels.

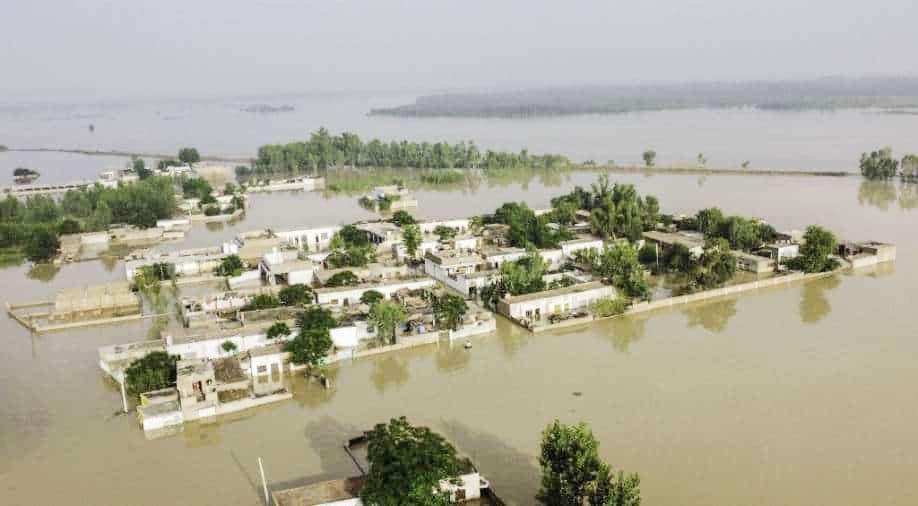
[
  {"left": 370, "top": 77, "right": 918, "bottom": 118},
  {"left": 240, "top": 128, "right": 570, "bottom": 175}
]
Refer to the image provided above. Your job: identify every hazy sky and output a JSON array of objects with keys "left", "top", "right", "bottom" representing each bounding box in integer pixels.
[{"left": 3, "top": 0, "right": 918, "bottom": 100}]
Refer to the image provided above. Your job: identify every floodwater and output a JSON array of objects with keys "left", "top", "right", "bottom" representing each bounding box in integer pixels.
[
  {"left": 1, "top": 168, "right": 916, "bottom": 505},
  {"left": 3, "top": 93, "right": 918, "bottom": 184}
]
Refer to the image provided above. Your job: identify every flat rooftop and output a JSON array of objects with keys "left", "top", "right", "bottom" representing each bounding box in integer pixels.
[
  {"left": 272, "top": 477, "right": 365, "bottom": 506},
  {"left": 504, "top": 280, "right": 610, "bottom": 304},
  {"left": 643, "top": 230, "right": 704, "bottom": 248}
]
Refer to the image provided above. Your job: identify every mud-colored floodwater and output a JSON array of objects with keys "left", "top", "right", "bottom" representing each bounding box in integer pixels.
[{"left": 1, "top": 172, "right": 916, "bottom": 505}]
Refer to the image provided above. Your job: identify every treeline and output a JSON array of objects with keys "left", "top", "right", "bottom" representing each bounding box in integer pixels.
[
  {"left": 0, "top": 177, "right": 177, "bottom": 261},
  {"left": 371, "top": 77, "right": 918, "bottom": 118},
  {"left": 244, "top": 128, "right": 569, "bottom": 174},
  {"left": 860, "top": 147, "right": 918, "bottom": 180}
]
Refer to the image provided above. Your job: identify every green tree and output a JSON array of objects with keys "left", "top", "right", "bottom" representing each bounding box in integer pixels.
[
  {"left": 697, "top": 153, "right": 707, "bottom": 167},
  {"left": 178, "top": 147, "right": 201, "bottom": 165},
  {"left": 221, "top": 340, "right": 238, "bottom": 353},
  {"left": 596, "top": 243, "right": 649, "bottom": 301},
  {"left": 24, "top": 226, "right": 60, "bottom": 262},
  {"left": 433, "top": 293, "right": 468, "bottom": 330},
  {"left": 57, "top": 218, "right": 81, "bottom": 235},
  {"left": 695, "top": 207, "right": 724, "bottom": 237},
  {"left": 285, "top": 306, "right": 335, "bottom": 368},
  {"left": 243, "top": 294, "right": 281, "bottom": 311},
  {"left": 215, "top": 255, "right": 244, "bottom": 277},
  {"left": 325, "top": 270, "right": 359, "bottom": 287},
  {"left": 901, "top": 153, "right": 918, "bottom": 180},
  {"left": 278, "top": 284, "right": 312, "bottom": 306},
  {"left": 284, "top": 327, "right": 332, "bottom": 369},
  {"left": 266, "top": 322, "right": 291, "bottom": 340},
  {"left": 124, "top": 351, "right": 178, "bottom": 397},
  {"left": 793, "top": 225, "right": 839, "bottom": 273},
  {"left": 390, "top": 210, "right": 416, "bottom": 226},
  {"left": 402, "top": 224, "right": 422, "bottom": 258},
  {"left": 133, "top": 157, "right": 152, "bottom": 179},
  {"left": 360, "top": 417, "right": 461, "bottom": 506},
  {"left": 537, "top": 420, "right": 607, "bottom": 506},
  {"left": 500, "top": 250, "right": 547, "bottom": 295},
  {"left": 859, "top": 147, "right": 899, "bottom": 180},
  {"left": 642, "top": 150, "right": 656, "bottom": 168},
  {"left": 590, "top": 467, "right": 642, "bottom": 506},
  {"left": 692, "top": 238, "right": 737, "bottom": 289},
  {"left": 360, "top": 290, "right": 385, "bottom": 306},
  {"left": 368, "top": 300, "right": 408, "bottom": 344}
]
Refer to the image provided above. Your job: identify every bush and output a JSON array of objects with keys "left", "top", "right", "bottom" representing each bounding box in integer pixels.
[
  {"left": 124, "top": 351, "right": 178, "bottom": 397},
  {"left": 278, "top": 284, "right": 312, "bottom": 306},
  {"left": 25, "top": 226, "right": 60, "bottom": 262},
  {"left": 591, "top": 297, "right": 630, "bottom": 317},
  {"left": 215, "top": 255, "right": 244, "bottom": 277},
  {"left": 58, "top": 218, "right": 82, "bottom": 235},
  {"left": 243, "top": 294, "right": 281, "bottom": 311},
  {"left": 266, "top": 322, "right": 291, "bottom": 340},
  {"left": 360, "top": 290, "right": 384, "bottom": 306},
  {"left": 638, "top": 243, "right": 657, "bottom": 264},
  {"left": 221, "top": 340, "right": 238, "bottom": 353},
  {"left": 325, "top": 270, "right": 359, "bottom": 287}
]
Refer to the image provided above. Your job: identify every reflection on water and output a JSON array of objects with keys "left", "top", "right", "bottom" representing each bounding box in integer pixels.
[
  {"left": 857, "top": 180, "right": 918, "bottom": 211},
  {"left": 858, "top": 180, "right": 897, "bottom": 211},
  {"left": 26, "top": 263, "right": 61, "bottom": 282},
  {"left": 293, "top": 367, "right": 340, "bottom": 409},
  {"left": 683, "top": 298, "right": 737, "bottom": 333},
  {"left": 799, "top": 276, "right": 841, "bottom": 324},
  {"left": 369, "top": 355, "right": 410, "bottom": 394},
  {"left": 435, "top": 341, "right": 471, "bottom": 372},
  {"left": 602, "top": 314, "right": 647, "bottom": 352},
  {"left": 440, "top": 419, "right": 540, "bottom": 504}
]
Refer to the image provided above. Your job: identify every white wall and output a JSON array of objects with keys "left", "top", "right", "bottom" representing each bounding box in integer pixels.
[{"left": 315, "top": 278, "right": 437, "bottom": 305}]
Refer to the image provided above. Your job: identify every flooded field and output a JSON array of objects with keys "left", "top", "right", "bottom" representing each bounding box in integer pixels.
[{"left": 1, "top": 171, "right": 916, "bottom": 505}]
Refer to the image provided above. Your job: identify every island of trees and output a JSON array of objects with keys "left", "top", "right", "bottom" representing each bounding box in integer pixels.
[
  {"left": 370, "top": 77, "right": 918, "bottom": 118},
  {"left": 860, "top": 146, "right": 918, "bottom": 181},
  {"left": 242, "top": 128, "right": 569, "bottom": 175},
  {"left": 0, "top": 176, "right": 177, "bottom": 262}
]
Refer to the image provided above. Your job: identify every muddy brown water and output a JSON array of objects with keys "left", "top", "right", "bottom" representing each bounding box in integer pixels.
[{"left": 1, "top": 172, "right": 916, "bottom": 505}]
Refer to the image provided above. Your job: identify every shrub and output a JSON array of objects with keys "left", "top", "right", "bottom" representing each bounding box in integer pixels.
[
  {"left": 221, "top": 340, "right": 238, "bottom": 353},
  {"left": 325, "top": 270, "right": 359, "bottom": 287},
  {"left": 278, "top": 284, "right": 312, "bottom": 306},
  {"left": 266, "top": 322, "right": 291, "bottom": 340},
  {"left": 124, "top": 351, "right": 178, "bottom": 397},
  {"left": 591, "top": 297, "right": 630, "bottom": 317},
  {"left": 360, "top": 290, "right": 384, "bottom": 306}
]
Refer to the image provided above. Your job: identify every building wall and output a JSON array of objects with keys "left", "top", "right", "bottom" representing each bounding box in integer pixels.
[
  {"left": 275, "top": 225, "right": 341, "bottom": 252},
  {"left": 165, "top": 331, "right": 294, "bottom": 361},
  {"left": 315, "top": 278, "right": 437, "bottom": 306},
  {"left": 419, "top": 218, "right": 471, "bottom": 234},
  {"left": 561, "top": 239, "right": 604, "bottom": 258},
  {"left": 500, "top": 285, "right": 616, "bottom": 320}
]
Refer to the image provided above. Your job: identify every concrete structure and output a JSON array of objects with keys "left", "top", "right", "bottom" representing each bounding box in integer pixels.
[
  {"left": 97, "top": 168, "right": 139, "bottom": 188},
  {"left": 50, "top": 282, "right": 141, "bottom": 320},
  {"left": 246, "top": 176, "right": 325, "bottom": 192},
  {"left": 482, "top": 247, "right": 528, "bottom": 269},
  {"left": 358, "top": 222, "right": 402, "bottom": 248},
  {"left": 275, "top": 225, "right": 342, "bottom": 252},
  {"left": 314, "top": 277, "right": 437, "bottom": 306},
  {"left": 497, "top": 281, "right": 616, "bottom": 324},
  {"left": 124, "top": 248, "right": 227, "bottom": 280},
  {"left": 643, "top": 230, "right": 704, "bottom": 257},
  {"left": 734, "top": 251, "right": 775, "bottom": 273},
  {"left": 561, "top": 237, "right": 604, "bottom": 258},
  {"left": 763, "top": 243, "right": 800, "bottom": 263},
  {"left": 418, "top": 218, "right": 472, "bottom": 235}
]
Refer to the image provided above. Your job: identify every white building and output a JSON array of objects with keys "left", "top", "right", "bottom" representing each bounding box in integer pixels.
[
  {"left": 274, "top": 225, "right": 342, "bottom": 252},
  {"left": 314, "top": 278, "right": 437, "bottom": 306},
  {"left": 497, "top": 281, "right": 616, "bottom": 323},
  {"left": 418, "top": 218, "right": 472, "bottom": 235},
  {"left": 561, "top": 238, "right": 604, "bottom": 258}
]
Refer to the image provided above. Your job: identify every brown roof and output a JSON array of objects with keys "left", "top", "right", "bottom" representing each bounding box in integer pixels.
[{"left": 272, "top": 476, "right": 365, "bottom": 506}]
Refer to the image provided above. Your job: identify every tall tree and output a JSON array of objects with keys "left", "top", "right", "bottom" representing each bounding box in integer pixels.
[
  {"left": 402, "top": 224, "right": 422, "bottom": 258},
  {"left": 642, "top": 150, "right": 656, "bottom": 168},
  {"left": 368, "top": 300, "right": 408, "bottom": 344},
  {"left": 178, "top": 147, "right": 201, "bottom": 165},
  {"left": 859, "top": 147, "right": 899, "bottom": 180},
  {"left": 537, "top": 420, "right": 607, "bottom": 506},
  {"left": 360, "top": 417, "right": 461, "bottom": 506},
  {"left": 433, "top": 294, "right": 468, "bottom": 331},
  {"left": 794, "top": 225, "right": 839, "bottom": 273}
]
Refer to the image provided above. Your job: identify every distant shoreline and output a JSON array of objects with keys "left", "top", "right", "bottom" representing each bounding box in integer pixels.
[
  {"left": 3, "top": 147, "right": 858, "bottom": 178},
  {"left": 7, "top": 147, "right": 251, "bottom": 164}
]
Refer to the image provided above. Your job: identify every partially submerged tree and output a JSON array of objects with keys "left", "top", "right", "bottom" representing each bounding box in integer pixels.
[
  {"left": 24, "top": 226, "right": 60, "bottom": 262},
  {"left": 124, "top": 351, "right": 178, "bottom": 397},
  {"left": 285, "top": 306, "right": 336, "bottom": 370},
  {"left": 538, "top": 420, "right": 642, "bottom": 506},
  {"left": 433, "top": 293, "right": 468, "bottom": 330},
  {"left": 691, "top": 238, "right": 737, "bottom": 289},
  {"left": 642, "top": 150, "right": 656, "bottom": 168},
  {"left": 360, "top": 417, "right": 461, "bottom": 506},
  {"left": 859, "top": 147, "right": 899, "bottom": 180},
  {"left": 790, "top": 225, "right": 839, "bottom": 273},
  {"left": 368, "top": 300, "right": 408, "bottom": 344}
]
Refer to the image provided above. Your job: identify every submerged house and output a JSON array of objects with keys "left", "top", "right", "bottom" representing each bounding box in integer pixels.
[{"left": 497, "top": 281, "right": 615, "bottom": 325}]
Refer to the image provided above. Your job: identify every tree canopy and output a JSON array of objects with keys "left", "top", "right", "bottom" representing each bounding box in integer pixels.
[
  {"left": 124, "top": 351, "right": 178, "bottom": 397},
  {"left": 178, "top": 147, "right": 201, "bottom": 165},
  {"left": 368, "top": 300, "right": 408, "bottom": 344},
  {"left": 860, "top": 147, "right": 899, "bottom": 180},
  {"left": 433, "top": 293, "right": 468, "bottom": 331},
  {"left": 285, "top": 306, "right": 336, "bottom": 368},
  {"left": 790, "top": 225, "right": 839, "bottom": 273},
  {"left": 360, "top": 417, "right": 461, "bottom": 506},
  {"left": 595, "top": 243, "right": 650, "bottom": 301},
  {"left": 402, "top": 224, "right": 422, "bottom": 258},
  {"left": 324, "top": 270, "right": 359, "bottom": 287}
]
